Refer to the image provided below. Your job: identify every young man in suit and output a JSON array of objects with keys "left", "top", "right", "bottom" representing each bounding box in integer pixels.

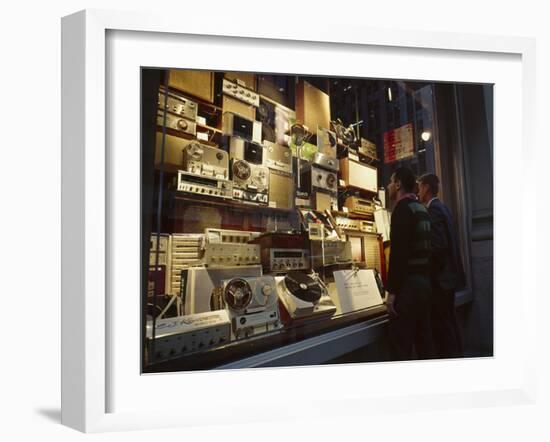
[
  {"left": 418, "top": 173, "right": 464, "bottom": 358},
  {"left": 386, "top": 167, "right": 434, "bottom": 360}
]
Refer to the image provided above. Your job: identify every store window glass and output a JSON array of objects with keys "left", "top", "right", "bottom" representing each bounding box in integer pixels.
[{"left": 141, "top": 69, "right": 486, "bottom": 372}]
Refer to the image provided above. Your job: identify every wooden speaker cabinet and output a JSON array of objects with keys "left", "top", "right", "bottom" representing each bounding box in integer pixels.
[
  {"left": 268, "top": 170, "right": 295, "bottom": 210},
  {"left": 168, "top": 69, "right": 214, "bottom": 103},
  {"left": 339, "top": 158, "right": 378, "bottom": 193},
  {"left": 295, "top": 80, "right": 331, "bottom": 132},
  {"left": 222, "top": 95, "right": 256, "bottom": 121}
]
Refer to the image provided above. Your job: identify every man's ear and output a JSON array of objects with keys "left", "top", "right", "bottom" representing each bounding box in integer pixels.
[{"left": 395, "top": 179, "right": 401, "bottom": 190}]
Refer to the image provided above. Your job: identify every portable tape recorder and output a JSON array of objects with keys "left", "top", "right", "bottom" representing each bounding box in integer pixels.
[
  {"left": 262, "top": 141, "right": 293, "bottom": 174},
  {"left": 182, "top": 141, "right": 229, "bottom": 180},
  {"left": 230, "top": 159, "right": 270, "bottom": 204},
  {"left": 221, "top": 276, "right": 282, "bottom": 339},
  {"left": 183, "top": 265, "right": 263, "bottom": 315}
]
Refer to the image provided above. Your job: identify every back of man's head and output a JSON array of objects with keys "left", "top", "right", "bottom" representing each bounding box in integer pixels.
[
  {"left": 393, "top": 166, "right": 416, "bottom": 193},
  {"left": 419, "top": 173, "right": 440, "bottom": 196}
]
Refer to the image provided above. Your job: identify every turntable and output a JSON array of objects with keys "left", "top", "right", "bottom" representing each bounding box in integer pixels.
[{"left": 275, "top": 271, "right": 336, "bottom": 320}]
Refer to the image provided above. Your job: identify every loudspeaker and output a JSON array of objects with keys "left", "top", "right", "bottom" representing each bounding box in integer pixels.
[
  {"left": 313, "top": 191, "right": 336, "bottom": 212},
  {"left": 295, "top": 80, "right": 331, "bottom": 133},
  {"left": 222, "top": 95, "right": 256, "bottom": 121},
  {"left": 339, "top": 158, "right": 378, "bottom": 193},
  {"left": 168, "top": 69, "right": 214, "bottom": 103},
  {"left": 268, "top": 170, "right": 295, "bottom": 209},
  {"left": 257, "top": 75, "right": 295, "bottom": 109},
  {"left": 154, "top": 132, "right": 192, "bottom": 167}
]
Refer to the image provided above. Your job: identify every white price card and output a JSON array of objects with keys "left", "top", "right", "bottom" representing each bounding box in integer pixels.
[{"left": 332, "top": 269, "right": 383, "bottom": 314}]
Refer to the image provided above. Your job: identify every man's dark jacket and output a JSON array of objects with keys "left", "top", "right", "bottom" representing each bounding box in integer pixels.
[{"left": 427, "top": 198, "right": 464, "bottom": 290}]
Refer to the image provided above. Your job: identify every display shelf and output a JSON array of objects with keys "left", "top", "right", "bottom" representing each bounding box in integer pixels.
[
  {"left": 196, "top": 122, "right": 222, "bottom": 134},
  {"left": 170, "top": 190, "right": 299, "bottom": 216},
  {"left": 338, "top": 185, "right": 379, "bottom": 197},
  {"left": 143, "top": 303, "right": 389, "bottom": 372},
  {"left": 331, "top": 210, "right": 376, "bottom": 220},
  {"left": 156, "top": 126, "right": 220, "bottom": 147},
  {"left": 143, "top": 288, "right": 473, "bottom": 373}
]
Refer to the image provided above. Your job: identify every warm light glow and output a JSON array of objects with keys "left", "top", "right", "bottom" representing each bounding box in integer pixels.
[
  {"left": 421, "top": 131, "right": 431, "bottom": 141},
  {"left": 387, "top": 87, "right": 393, "bottom": 101}
]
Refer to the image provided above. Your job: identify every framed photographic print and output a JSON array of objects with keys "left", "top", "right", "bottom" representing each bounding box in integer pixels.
[{"left": 62, "top": 9, "right": 536, "bottom": 433}]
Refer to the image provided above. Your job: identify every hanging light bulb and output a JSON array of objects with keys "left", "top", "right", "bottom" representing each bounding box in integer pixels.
[{"left": 421, "top": 131, "right": 431, "bottom": 141}]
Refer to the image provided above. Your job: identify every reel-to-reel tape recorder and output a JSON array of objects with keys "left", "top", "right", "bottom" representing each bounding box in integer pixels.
[
  {"left": 230, "top": 159, "right": 270, "bottom": 204},
  {"left": 221, "top": 276, "right": 282, "bottom": 339},
  {"left": 182, "top": 141, "right": 229, "bottom": 180}
]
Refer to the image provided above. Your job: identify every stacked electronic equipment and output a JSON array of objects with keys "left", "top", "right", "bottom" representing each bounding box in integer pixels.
[{"left": 147, "top": 71, "right": 385, "bottom": 364}]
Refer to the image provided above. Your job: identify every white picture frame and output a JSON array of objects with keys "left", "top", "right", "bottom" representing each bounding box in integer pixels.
[{"left": 61, "top": 9, "right": 537, "bottom": 433}]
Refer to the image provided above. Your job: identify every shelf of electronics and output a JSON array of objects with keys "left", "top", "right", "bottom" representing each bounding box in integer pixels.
[{"left": 147, "top": 73, "right": 390, "bottom": 366}]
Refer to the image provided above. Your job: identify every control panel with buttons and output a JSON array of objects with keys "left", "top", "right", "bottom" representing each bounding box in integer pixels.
[
  {"left": 203, "top": 243, "right": 261, "bottom": 267},
  {"left": 268, "top": 248, "right": 310, "bottom": 272},
  {"left": 222, "top": 78, "right": 260, "bottom": 107},
  {"left": 146, "top": 310, "right": 231, "bottom": 363}
]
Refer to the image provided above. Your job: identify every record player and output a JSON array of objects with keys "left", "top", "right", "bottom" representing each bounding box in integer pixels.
[
  {"left": 275, "top": 271, "right": 337, "bottom": 321},
  {"left": 221, "top": 276, "right": 282, "bottom": 339}
]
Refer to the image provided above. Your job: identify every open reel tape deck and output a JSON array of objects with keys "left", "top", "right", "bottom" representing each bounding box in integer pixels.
[
  {"left": 182, "top": 142, "right": 229, "bottom": 180},
  {"left": 230, "top": 159, "right": 270, "bottom": 204},
  {"left": 222, "top": 276, "right": 282, "bottom": 339}
]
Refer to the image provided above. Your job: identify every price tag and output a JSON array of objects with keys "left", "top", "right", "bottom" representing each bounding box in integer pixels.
[
  {"left": 197, "top": 132, "right": 208, "bottom": 141},
  {"left": 196, "top": 116, "right": 206, "bottom": 125}
]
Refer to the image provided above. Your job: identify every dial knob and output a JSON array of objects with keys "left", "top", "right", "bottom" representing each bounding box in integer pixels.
[{"left": 177, "top": 119, "right": 188, "bottom": 130}]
